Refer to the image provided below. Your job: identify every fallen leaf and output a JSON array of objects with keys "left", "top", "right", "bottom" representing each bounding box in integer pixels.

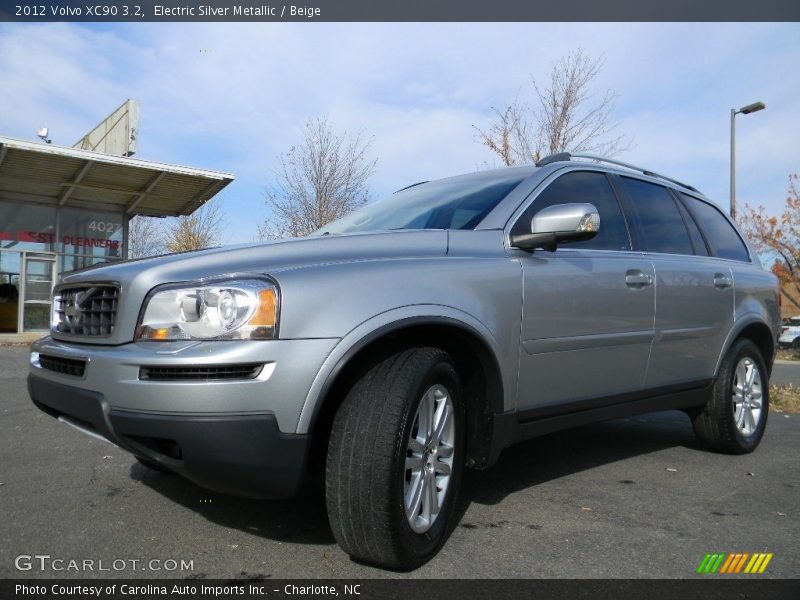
[
  {"left": 747, "top": 472, "right": 755, "bottom": 476},
  {"left": 777, "top": 512, "right": 786, "bottom": 517},
  {"left": 666, "top": 468, "right": 678, "bottom": 472},
  {"left": 102, "top": 455, "right": 112, "bottom": 460},
  {"left": 580, "top": 506, "right": 592, "bottom": 512}
]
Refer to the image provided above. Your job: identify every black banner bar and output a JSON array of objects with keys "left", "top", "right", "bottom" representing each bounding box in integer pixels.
[
  {"left": 1, "top": 0, "right": 799, "bottom": 23},
  {"left": 3, "top": 579, "right": 800, "bottom": 600}
]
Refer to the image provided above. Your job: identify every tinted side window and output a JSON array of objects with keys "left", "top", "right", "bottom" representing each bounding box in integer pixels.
[
  {"left": 675, "top": 198, "right": 709, "bottom": 256},
  {"left": 511, "top": 171, "right": 630, "bottom": 251},
  {"left": 618, "top": 177, "right": 693, "bottom": 255},
  {"left": 679, "top": 193, "right": 750, "bottom": 262}
]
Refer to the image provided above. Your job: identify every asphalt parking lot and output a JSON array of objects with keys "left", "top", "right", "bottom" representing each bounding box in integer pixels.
[{"left": 1, "top": 345, "right": 798, "bottom": 579}]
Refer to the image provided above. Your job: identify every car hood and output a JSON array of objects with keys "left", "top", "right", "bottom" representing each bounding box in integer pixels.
[{"left": 61, "top": 229, "right": 449, "bottom": 287}]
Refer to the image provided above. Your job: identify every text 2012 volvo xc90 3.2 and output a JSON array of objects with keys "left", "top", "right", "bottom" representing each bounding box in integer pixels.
[{"left": 29, "top": 153, "right": 780, "bottom": 570}]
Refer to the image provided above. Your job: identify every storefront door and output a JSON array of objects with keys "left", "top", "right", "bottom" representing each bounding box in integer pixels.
[{"left": 21, "top": 253, "right": 55, "bottom": 332}]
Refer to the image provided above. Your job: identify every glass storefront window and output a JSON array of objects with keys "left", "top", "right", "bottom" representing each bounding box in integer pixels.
[
  {"left": 60, "top": 254, "right": 120, "bottom": 275},
  {"left": 0, "top": 201, "right": 56, "bottom": 252},
  {"left": 0, "top": 201, "right": 127, "bottom": 331},
  {"left": 59, "top": 207, "right": 123, "bottom": 262}
]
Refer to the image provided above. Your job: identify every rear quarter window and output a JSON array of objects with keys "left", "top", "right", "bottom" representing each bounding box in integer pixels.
[{"left": 678, "top": 193, "right": 750, "bottom": 262}]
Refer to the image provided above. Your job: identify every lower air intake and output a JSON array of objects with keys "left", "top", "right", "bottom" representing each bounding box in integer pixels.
[{"left": 139, "top": 364, "right": 264, "bottom": 381}]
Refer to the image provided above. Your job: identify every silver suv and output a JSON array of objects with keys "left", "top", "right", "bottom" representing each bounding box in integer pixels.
[{"left": 29, "top": 153, "right": 780, "bottom": 570}]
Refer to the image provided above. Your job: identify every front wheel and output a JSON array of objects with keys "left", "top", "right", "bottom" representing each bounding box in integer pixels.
[
  {"left": 693, "top": 338, "right": 769, "bottom": 454},
  {"left": 325, "top": 346, "right": 464, "bottom": 570}
]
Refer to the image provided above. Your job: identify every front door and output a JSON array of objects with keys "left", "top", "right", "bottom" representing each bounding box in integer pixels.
[
  {"left": 516, "top": 252, "right": 655, "bottom": 412},
  {"left": 509, "top": 170, "right": 655, "bottom": 413}
]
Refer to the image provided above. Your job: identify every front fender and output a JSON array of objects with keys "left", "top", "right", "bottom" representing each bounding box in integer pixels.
[{"left": 294, "top": 305, "right": 513, "bottom": 434}]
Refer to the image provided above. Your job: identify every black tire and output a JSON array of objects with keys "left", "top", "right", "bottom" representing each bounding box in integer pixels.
[
  {"left": 325, "top": 346, "right": 464, "bottom": 570},
  {"left": 792, "top": 338, "right": 800, "bottom": 350},
  {"left": 135, "top": 456, "right": 173, "bottom": 474},
  {"left": 692, "top": 338, "right": 769, "bottom": 454}
]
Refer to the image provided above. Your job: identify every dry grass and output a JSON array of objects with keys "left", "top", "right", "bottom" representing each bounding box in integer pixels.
[
  {"left": 770, "top": 384, "right": 800, "bottom": 414},
  {"left": 776, "top": 348, "right": 800, "bottom": 362}
]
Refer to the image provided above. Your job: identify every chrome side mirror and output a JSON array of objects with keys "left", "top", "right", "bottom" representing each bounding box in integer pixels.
[{"left": 510, "top": 203, "right": 600, "bottom": 252}]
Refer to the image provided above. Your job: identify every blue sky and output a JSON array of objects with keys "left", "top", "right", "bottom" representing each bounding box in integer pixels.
[{"left": 0, "top": 22, "right": 798, "bottom": 244}]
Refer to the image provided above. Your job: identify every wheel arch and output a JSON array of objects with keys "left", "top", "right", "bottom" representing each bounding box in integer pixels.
[
  {"left": 716, "top": 316, "right": 777, "bottom": 377},
  {"left": 300, "top": 310, "right": 506, "bottom": 472}
]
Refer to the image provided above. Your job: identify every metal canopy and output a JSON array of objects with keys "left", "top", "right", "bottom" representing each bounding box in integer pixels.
[{"left": 0, "top": 136, "right": 234, "bottom": 217}]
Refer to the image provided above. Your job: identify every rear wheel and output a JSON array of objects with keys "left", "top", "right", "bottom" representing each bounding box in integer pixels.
[
  {"left": 325, "top": 346, "right": 464, "bottom": 570},
  {"left": 692, "top": 338, "right": 769, "bottom": 454}
]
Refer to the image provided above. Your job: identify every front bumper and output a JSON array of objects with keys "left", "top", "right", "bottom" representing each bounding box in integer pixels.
[
  {"left": 28, "top": 375, "right": 310, "bottom": 498},
  {"left": 29, "top": 336, "right": 339, "bottom": 432},
  {"left": 28, "top": 335, "right": 340, "bottom": 498}
]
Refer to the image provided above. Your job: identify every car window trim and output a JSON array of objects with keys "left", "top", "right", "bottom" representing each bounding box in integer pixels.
[
  {"left": 674, "top": 190, "right": 753, "bottom": 263},
  {"left": 613, "top": 173, "right": 696, "bottom": 257},
  {"left": 668, "top": 187, "right": 711, "bottom": 257}
]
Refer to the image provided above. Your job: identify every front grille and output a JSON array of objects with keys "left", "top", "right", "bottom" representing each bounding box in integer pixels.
[
  {"left": 53, "top": 285, "right": 119, "bottom": 337},
  {"left": 39, "top": 354, "right": 87, "bottom": 377},
  {"left": 139, "top": 364, "right": 264, "bottom": 381}
]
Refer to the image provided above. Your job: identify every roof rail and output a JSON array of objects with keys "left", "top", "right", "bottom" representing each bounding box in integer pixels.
[
  {"left": 393, "top": 180, "right": 429, "bottom": 194},
  {"left": 535, "top": 152, "right": 698, "bottom": 193}
]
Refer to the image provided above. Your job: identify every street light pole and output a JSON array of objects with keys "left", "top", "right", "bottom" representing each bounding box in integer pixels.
[
  {"left": 729, "top": 101, "right": 766, "bottom": 220},
  {"left": 730, "top": 108, "right": 736, "bottom": 219}
]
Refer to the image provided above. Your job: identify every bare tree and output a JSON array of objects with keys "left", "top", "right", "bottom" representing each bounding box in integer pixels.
[
  {"left": 476, "top": 49, "right": 629, "bottom": 166},
  {"left": 127, "top": 215, "right": 165, "bottom": 259},
  {"left": 162, "top": 200, "right": 225, "bottom": 253},
  {"left": 259, "top": 116, "right": 377, "bottom": 239}
]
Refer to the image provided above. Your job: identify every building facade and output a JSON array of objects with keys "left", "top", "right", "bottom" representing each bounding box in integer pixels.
[{"left": 0, "top": 136, "right": 233, "bottom": 335}]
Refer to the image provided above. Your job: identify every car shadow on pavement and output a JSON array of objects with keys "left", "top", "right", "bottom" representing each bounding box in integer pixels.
[
  {"left": 459, "top": 409, "right": 701, "bottom": 507},
  {"left": 131, "top": 463, "right": 335, "bottom": 545},
  {"left": 133, "top": 410, "right": 701, "bottom": 547}
]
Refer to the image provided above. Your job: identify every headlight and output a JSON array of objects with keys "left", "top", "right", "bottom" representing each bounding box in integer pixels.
[{"left": 136, "top": 278, "right": 278, "bottom": 341}]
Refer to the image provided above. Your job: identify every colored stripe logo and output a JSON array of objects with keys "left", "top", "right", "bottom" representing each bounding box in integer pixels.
[{"left": 697, "top": 552, "right": 773, "bottom": 574}]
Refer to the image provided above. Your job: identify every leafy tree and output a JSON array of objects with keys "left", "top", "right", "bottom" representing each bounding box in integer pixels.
[{"left": 741, "top": 174, "right": 800, "bottom": 310}]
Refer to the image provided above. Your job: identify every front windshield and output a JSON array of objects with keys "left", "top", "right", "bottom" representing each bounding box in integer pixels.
[{"left": 318, "top": 171, "right": 527, "bottom": 235}]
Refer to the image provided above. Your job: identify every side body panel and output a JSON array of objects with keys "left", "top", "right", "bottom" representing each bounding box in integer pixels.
[
  {"left": 515, "top": 249, "right": 655, "bottom": 410},
  {"left": 646, "top": 257, "right": 734, "bottom": 387},
  {"left": 724, "top": 263, "right": 781, "bottom": 371},
  {"left": 733, "top": 264, "right": 781, "bottom": 331}
]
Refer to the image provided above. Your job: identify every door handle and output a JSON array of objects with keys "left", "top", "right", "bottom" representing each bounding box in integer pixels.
[
  {"left": 625, "top": 270, "right": 653, "bottom": 288},
  {"left": 714, "top": 273, "right": 733, "bottom": 289}
]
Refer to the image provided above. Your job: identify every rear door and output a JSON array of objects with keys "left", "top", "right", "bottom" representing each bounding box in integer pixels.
[
  {"left": 615, "top": 177, "right": 734, "bottom": 388},
  {"left": 511, "top": 170, "right": 655, "bottom": 413}
]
